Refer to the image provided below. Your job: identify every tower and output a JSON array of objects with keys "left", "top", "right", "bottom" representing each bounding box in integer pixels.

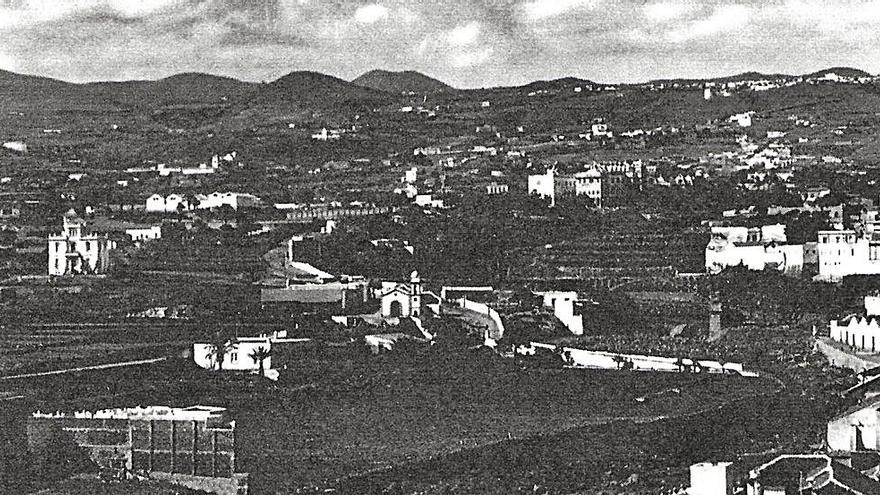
[
  {"left": 409, "top": 270, "right": 422, "bottom": 318},
  {"left": 703, "top": 87, "right": 712, "bottom": 101}
]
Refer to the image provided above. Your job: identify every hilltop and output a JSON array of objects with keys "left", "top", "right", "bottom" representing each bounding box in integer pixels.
[{"left": 352, "top": 69, "right": 454, "bottom": 95}]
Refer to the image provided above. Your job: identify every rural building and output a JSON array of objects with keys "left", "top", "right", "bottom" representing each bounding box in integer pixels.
[
  {"left": 379, "top": 271, "right": 423, "bottom": 318},
  {"left": 527, "top": 167, "right": 602, "bottom": 206},
  {"left": 704, "top": 224, "right": 804, "bottom": 275},
  {"left": 196, "top": 192, "right": 262, "bottom": 211},
  {"left": 28, "top": 406, "right": 248, "bottom": 495},
  {"left": 688, "top": 462, "right": 734, "bottom": 495},
  {"left": 827, "top": 395, "right": 880, "bottom": 452},
  {"left": 533, "top": 290, "right": 587, "bottom": 335},
  {"left": 829, "top": 295, "right": 880, "bottom": 352},
  {"left": 745, "top": 454, "right": 880, "bottom": 494},
  {"left": 193, "top": 330, "right": 311, "bottom": 380},
  {"left": 817, "top": 230, "right": 880, "bottom": 281},
  {"left": 486, "top": 182, "right": 509, "bottom": 195},
  {"left": 48, "top": 210, "right": 116, "bottom": 276},
  {"left": 146, "top": 194, "right": 190, "bottom": 214}
]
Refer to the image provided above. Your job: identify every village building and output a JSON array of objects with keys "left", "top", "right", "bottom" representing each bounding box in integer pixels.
[
  {"left": 827, "top": 394, "right": 880, "bottom": 453},
  {"left": 705, "top": 224, "right": 804, "bottom": 275},
  {"left": 48, "top": 210, "right": 116, "bottom": 276},
  {"left": 527, "top": 167, "right": 602, "bottom": 207},
  {"left": 816, "top": 230, "right": 880, "bottom": 282},
  {"left": 687, "top": 454, "right": 880, "bottom": 495},
  {"left": 829, "top": 295, "right": 880, "bottom": 352},
  {"left": 28, "top": 406, "right": 248, "bottom": 495},
  {"left": 533, "top": 290, "right": 587, "bottom": 335},
  {"left": 146, "top": 194, "right": 190, "bottom": 214},
  {"left": 193, "top": 330, "right": 311, "bottom": 380},
  {"left": 196, "top": 192, "right": 262, "bottom": 210},
  {"left": 379, "top": 271, "right": 423, "bottom": 318},
  {"left": 486, "top": 182, "right": 509, "bottom": 195}
]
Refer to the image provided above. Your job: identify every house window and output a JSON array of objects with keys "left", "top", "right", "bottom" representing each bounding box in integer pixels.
[
  {"left": 85, "top": 241, "right": 91, "bottom": 251},
  {"left": 230, "top": 353, "right": 237, "bottom": 363}
]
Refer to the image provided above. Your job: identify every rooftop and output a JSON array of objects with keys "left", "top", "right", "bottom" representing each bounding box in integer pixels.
[{"left": 33, "top": 405, "right": 228, "bottom": 422}]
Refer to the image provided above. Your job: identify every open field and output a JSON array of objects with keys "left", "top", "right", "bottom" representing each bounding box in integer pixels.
[{"left": 0, "top": 346, "right": 776, "bottom": 494}]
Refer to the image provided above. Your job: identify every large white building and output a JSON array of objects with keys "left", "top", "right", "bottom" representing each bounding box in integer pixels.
[
  {"left": 534, "top": 290, "right": 586, "bottom": 335},
  {"left": 528, "top": 168, "right": 602, "bottom": 206},
  {"left": 48, "top": 210, "right": 116, "bottom": 276},
  {"left": 705, "top": 224, "right": 804, "bottom": 275},
  {"left": 146, "top": 192, "right": 262, "bottom": 213},
  {"left": 196, "top": 192, "right": 262, "bottom": 210},
  {"left": 816, "top": 230, "right": 880, "bottom": 282},
  {"left": 829, "top": 295, "right": 880, "bottom": 353},
  {"left": 145, "top": 194, "right": 190, "bottom": 214},
  {"left": 193, "top": 331, "right": 310, "bottom": 381}
]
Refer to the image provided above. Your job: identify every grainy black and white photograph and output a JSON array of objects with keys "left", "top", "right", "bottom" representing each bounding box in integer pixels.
[{"left": 3, "top": 1, "right": 880, "bottom": 494}]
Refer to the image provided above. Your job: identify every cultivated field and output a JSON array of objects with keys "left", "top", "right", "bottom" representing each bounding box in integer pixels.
[{"left": 0, "top": 345, "right": 777, "bottom": 494}]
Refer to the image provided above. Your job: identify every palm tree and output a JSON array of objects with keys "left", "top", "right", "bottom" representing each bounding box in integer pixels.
[
  {"left": 206, "top": 334, "right": 235, "bottom": 371},
  {"left": 249, "top": 346, "right": 272, "bottom": 377}
]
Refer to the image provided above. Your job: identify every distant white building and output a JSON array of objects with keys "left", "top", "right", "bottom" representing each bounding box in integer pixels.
[
  {"left": 125, "top": 226, "right": 162, "bottom": 243},
  {"left": 196, "top": 192, "right": 262, "bottom": 210},
  {"left": 311, "top": 128, "right": 341, "bottom": 141},
  {"left": 705, "top": 224, "right": 804, "bottom": 275},
  {"left": 48, "top": 210, "right": 116, "bottom": 276},
  {"left": 728, "top": 112, "right": 753, "bottom": 128},
  {"left": 402, "top": 167, "right": 418, "bottom": 184},
  {"left": 534, "top": 291, "right": 586, "bottom": 335},
  {"left": 590, "top": 121, "right": 613, "bottom": 139},
  {"left": 146, "top": 193, "right": 190, "bottom": 213},
  {"left": 816, "top": 230, "right": 880, "bottom": 282},
  {"left": 486, "top": 182, "right": 509, "bottom": 195},
  {"left": 528, "top": 168, "right": 602, "bottom": 207},
  {"left": 830, "top": 295, "right": 880, "bottom": 353},
  {"left": 379, "top": 271, "right": 423, "bottom": 318},
  {"left": 193, "top": 331, "right": 310, "bottom": 381},
  {"left": 2, "top": 141, "right": 27, "bottom": 154}
]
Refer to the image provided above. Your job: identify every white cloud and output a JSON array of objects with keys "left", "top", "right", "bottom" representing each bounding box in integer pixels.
[
  {"left": 666, "top": 4, "right": 750, "bottom": 42},
  {"left": 354, "top": 3, "right": 388, "bottom": 24},
  {"left": 643, "top": 2, "right": 689, "bottom": 23},
  {"left": 108, "top": 0, "right": 181, "bottom": 17},
  {"left": 451, "top": 47, "right": 493, "bottom": 68},
  {"left": 447, "top": 21, "right": 480, "bottom": 46},
  {"left": 521, "top": 0, "right": 597, "bottom": 21},
  {"left": 781, "top": 0, "right": 880, "bottom": 32},
  {"left": 0, "top": 51, "right": 16, "bottom": 72}
]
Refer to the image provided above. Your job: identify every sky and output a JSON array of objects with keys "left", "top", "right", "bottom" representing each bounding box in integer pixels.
[{"left": 1, "top": 0, "right": 880, "bottom": 88}]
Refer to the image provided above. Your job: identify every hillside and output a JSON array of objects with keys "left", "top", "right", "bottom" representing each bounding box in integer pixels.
[{"left": 352, "top": 69, "right": 453, "bottom": 94}]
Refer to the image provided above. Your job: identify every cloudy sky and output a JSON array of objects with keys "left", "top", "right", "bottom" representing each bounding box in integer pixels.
[{"left": 0, "top": 0, "right": 879, "bottom": 88}]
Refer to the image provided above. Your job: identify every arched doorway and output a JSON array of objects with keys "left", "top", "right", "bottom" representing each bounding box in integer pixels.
[{"left": 389, "top": 300, "right": 403, "bottom": 317}]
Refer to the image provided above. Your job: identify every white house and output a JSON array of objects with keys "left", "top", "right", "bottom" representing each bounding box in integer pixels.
[
  {"left": 528, "top": 167, "right": 603, "bottom": 207},
  {"left": 379, "top": 271, "right": 422, "bottom": 318},
  {"left": 193, "top": 331, "right": 310, "bottom": 381},
  {"left": 402, "top": 167, "right": 418, "bottom": 184},
  {"left": 125, "top": 226, "right": 162, "bottom": 243},
  {"left": 146, "top": 194, "right": 190, "bottom": 214},
  {"left": 816, "top": 230, "right": 880, "bottom": 282},
  {"left": 688, "top": 462, "right": 733, "bottom": 495},
  {"left": 195, "top": 192, "right": 262, "bottom": 210},
  {"left": 534, "top": 291, "right": 585, "bottom": 335},
  {"left": 827, "top": 395, "right": 880, "bottom": 452},
  {"left": 829, "top": 295, "right": 880, "bottom": 353},
  {"left": 48, "top": 210, "right": 116, "bottom": 276},
  {"left": 486, "top": 183, "right": 509, "bottom": 195},
  {"left": 728, "top": 112, "right": 753, "bottom": 127},
  {"left": 705, "top": 224, "right": 804, "bottom": 275},
  {"left": 414, "top": 194, "right": 444, "bottom": 208}
]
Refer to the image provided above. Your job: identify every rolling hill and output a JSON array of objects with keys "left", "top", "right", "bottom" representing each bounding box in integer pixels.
[{"left": 352, "top": 69, "right": 454, "bottom": 95}]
